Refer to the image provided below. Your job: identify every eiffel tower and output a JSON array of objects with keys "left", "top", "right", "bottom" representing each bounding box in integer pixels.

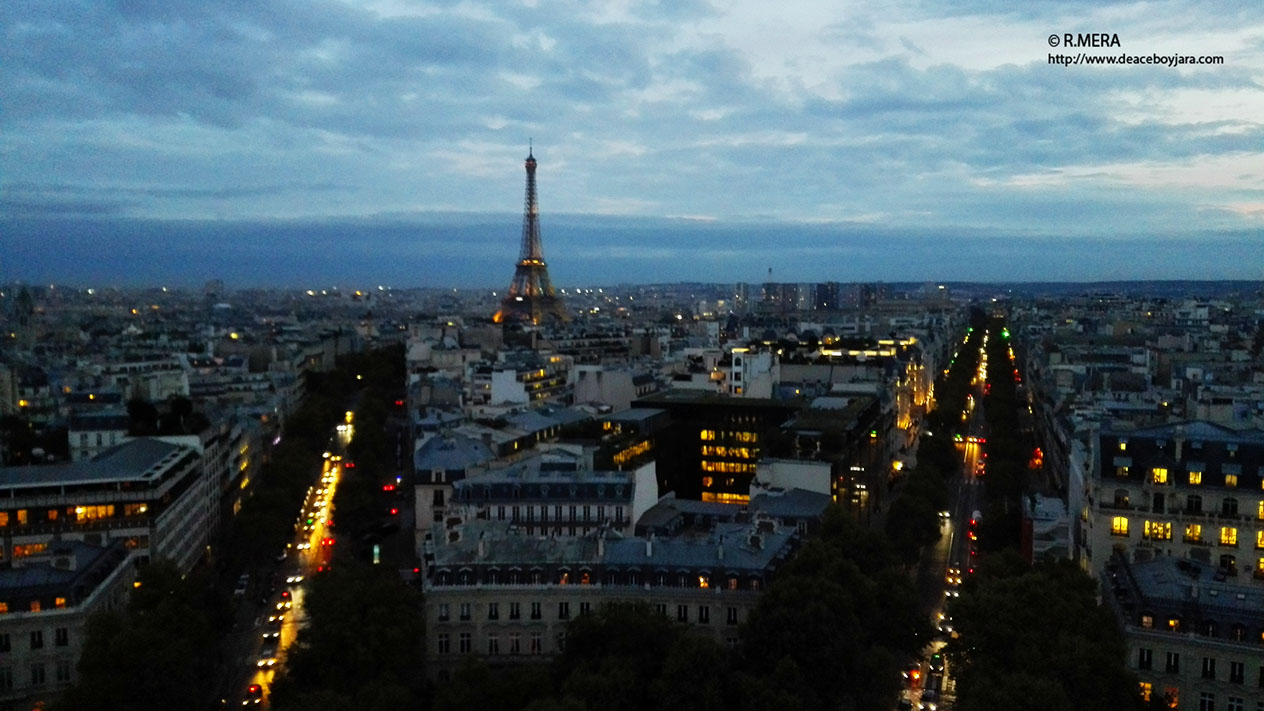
[{"left": 494, "top": 146, "right": 568, "bottom": 324}]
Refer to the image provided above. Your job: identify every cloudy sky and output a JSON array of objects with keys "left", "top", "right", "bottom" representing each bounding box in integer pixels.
[{"left": 3, "top": 0, "right": 1263, "bottom": 287}]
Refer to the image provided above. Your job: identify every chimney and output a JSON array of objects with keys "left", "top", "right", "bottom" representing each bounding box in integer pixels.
[
  {"left": 1174, "top": 425, "right": 1185, "bottom": 461},
  {"left": 717, "top": 535, "right": 724, "bottom": 561},
  {"left": 645, "top": 535, "right": 653, "bottom": 558},
  {"left": 477, "top": 531, "right": 486, "bottom": 559},
  {"left": 598, "top": 534, "right": 605, "bottom": 558}
]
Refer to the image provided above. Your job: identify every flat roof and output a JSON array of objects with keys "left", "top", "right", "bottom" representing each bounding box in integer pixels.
[{"left": 0, "top": 438, "right": 189, "bottom": 489}]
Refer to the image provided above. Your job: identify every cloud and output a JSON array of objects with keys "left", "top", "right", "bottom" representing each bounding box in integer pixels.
[{"left": 1, "top": 0, "right": 1263, "bottom": 285}]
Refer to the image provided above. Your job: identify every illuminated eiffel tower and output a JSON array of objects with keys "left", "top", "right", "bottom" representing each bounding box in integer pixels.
[{"left": 494, "top": 146, "right": 568, "bottom": 324}]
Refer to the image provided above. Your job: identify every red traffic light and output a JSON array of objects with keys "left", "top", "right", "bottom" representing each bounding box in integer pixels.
[{"left": 389, "top": 508, "right": 399, "bottom": 516}]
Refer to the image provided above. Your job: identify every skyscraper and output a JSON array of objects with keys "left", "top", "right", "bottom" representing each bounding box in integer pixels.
[{"left": 494, "top": 148, "right": 568, "bottom": 325}]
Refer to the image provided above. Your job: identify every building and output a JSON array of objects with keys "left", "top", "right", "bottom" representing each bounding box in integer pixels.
[
  {"left": 443, "top": 453, "right": 658, "bottom": 539},
  {"left": 421, "top": 518, "right": 799, "bottom": 676},
  {"left": 1080, "top": 421, "right": 1264, "bottom": 580},
  {"left": 0, "top": 541, "right": 135, "bottom": 706},
  {"left": 0, "top": 439, "right": 212, "bottom": 573},
  {"left": 1105, "top": 553, "right": 1264, "bottom": 710}
]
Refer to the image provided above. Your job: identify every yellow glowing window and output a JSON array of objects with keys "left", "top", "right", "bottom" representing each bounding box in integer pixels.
[
  {"left": 698, "top": 575, "right": 710, "bottom": 589},
  {"left": 1188, "top": 471, "right": 1202, "bottom": 485},
  {"left": 1258, "top": 558, "right": 1264, "bottom": 575},
  {"left": 1225, "top": 474, "right": 1238, "bottom": 488},
  {"left": 1259, "top": 501, "right": 1264, "bottom": 520},
  {"left": 1144, "top": 521, "right": 1171, "bottom": 541},
  {"left": 0, "top": 603, "right": 7, "bottom": 614},
  {"left": 1184, "top": 524, "right": 1202, "bottom": 543},
  {"left": 1116, "top": 466, "right": 1130, "bottom": 477},
  {"left": 1139, "top": 682, "right": 1151, "bottom": 703},
  {"left": 29, "top": 600, "right": 40, "bottom": 613},
  {"left": 1167, "top": 617, "right": 1180, "bottom": 631},
  {"left": 1151, "top": 468, "right": 1168, "bottom": 485},
  {"left": 1256, "top": 531, "right": 1264, "bottom": 550},
  {"left": 1119, "top": 441, "right": 1128, "bottom": 452},
  {"left": 701, "top": 477, "right": 713, "bottom": 488},
  {"left": 1111, "top": 517, "right": 1129, "bottom": 536},
  {"left": 16, "top": 510, "right": 26, "bottom": 526},
  {"left": 54, "top": 597, "right": 66, "bottom": 609},
  {"left": 700, "top": 430, "right": 716, "bottom": 441},
  {"left": 1220, "top": 527, "right": 1238, "bottom": 546}
]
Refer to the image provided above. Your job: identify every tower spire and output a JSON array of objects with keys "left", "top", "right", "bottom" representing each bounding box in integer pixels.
[{"left": 494, "top": 146, "right": 568, "bottom": 325}]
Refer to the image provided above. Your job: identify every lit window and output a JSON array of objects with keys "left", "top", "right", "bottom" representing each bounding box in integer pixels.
[
  {"left": 1184, "top": 524, "right": 1203, "bottom": 543},
  {"left": 1258, "top": 501, "right": 1264, "bottom": 520},
  {"left": 54, "top": 597, "right": 65, "bottom": 610},
  {"left": 1116, "top": 466, "right": 1130, "bottom": 478},
  {"left": 1152, "top": 468, "right": 1168, "bottom": 485},
  {"left": 1256, "top": 531, "right": 1264, "bottom": 550},
  {"left": 1225, "top": 474, "right": 1238, "bottom": 488},
  {"left": 1189, "top": 471, "right": 1202, "bottom": 485},
  {"left": 1168, "top": 617, "right": 1180, "bottom": 631},
  {"left": 1145, "top": 521, "right": 1172, "bottom": 541},
  {"left": 1139, "top": 682, "right": 1151, "bottom": 703},
  {"left": 1119, "top": 440, "right": 1128, "bottom": 452},
  {"left": 1111, "top": 517, "right": 1130, "bottom": 536},
  {"left": 1220, "top": 527, "right": 1238, "bottom": 547}
]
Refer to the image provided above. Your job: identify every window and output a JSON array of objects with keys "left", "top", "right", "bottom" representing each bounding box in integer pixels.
[
  {"left": 1222, "top": 527, "right": 1239, "bottom": 547},
  {"left": 29, "top": 663, "right": 44, "bottom": 688},
  {"left": 530, "top": 632, "right": 542, "bottom": 654},
  {"left": 0, "top": 634, "right": 7, "bottom": 653},
  {"left": 1120, "top": 440, "right": 1128, "bottom": 451},
  {"left": 1186, "top": 524, "right": 1204, "bottom": 543},
  {"left": 508, "top": 633, "right": 521, "bottom": 655},
  {"left": 1230, "top": 661, "right": 1244, "bottom": 684},
  {"left": 579, "top": 602, "right": 591, "bottom": 616},
  {"left": 1257, "top": 531, "right": 1264, "bottom": 550},
  {"left": 677, "top": 605, "right": 688, "bottom": 622},
  {"left": 459, "top": 603, "right": 471, "bottom": 621},
  {"left": 437, "top": 633, "right": 450, "bottom": 654},
  {"left": 726, "top": 607, "right": 739, "bottom": 625},
  {"left": 29, "top": 600, "right": 40, "bottom": 613},
  {"left": 487, "top": 634, "right": 500, "bottom": 655},
  {"left": 655, "top": 603, "right": 668, "bottom": 617},
  {"left": 509, "top": 602, "right": 520, "bottom": 620},
  {"left": 1188, "top": 495, "right": 1204, "bottom": 514},
  {"left": 1225, "top": 697, "right": 1242, "bottom": 711},
  {"left": 487, "top": 602, "right": 499, "bottom": 620},
  {"left": 1139, "top": 648, "right": 1153, "bottom": 670},
  {"left": 54, "top": 628, "right": 67, "bottom": 647},
  {"left": 1258, "top": 500, "right": 1264, "bottom": 520},
  {"left": 1169, "top": 617, "right": 1182, "bottom": 632},
  {"left": 438, "top": 603, "right": 450, "bottom": 621},
  {"left": 698, "top": 606, "right": 710, "bottom": 624},
  {"left": 1190, "top": 471, "right": 1203, "bottom": 485},
  {"left": 558, "top": 602, "right": 570, "bottom": 620},
  {"left": 29, "top": 631, "right": 42, "bottom": 650},
  {"left": 1226, "top": 474, "right": 1239, "bottom": 488},
  {"left": 433, "top": 489, "right": 445, "bottom": 507},
  {"left": 1139, "top": 682, "right": 1152, "bottom": 703},
  {"left": 1153, "top": 468, "right": 1169, "bottom": 485},
  {"left": 0, "top": 668, "right": 10, "bottom": 692},
  {"left": 1203, "top": 657, "right": 1217, "bottom": 680},
  {"left": 1112, "top": 517, "right": 1130, "bottom": 536},
  {"left": 458, "top": 632, "right": 471, "bottom": 654},
  {"left": 1200, "top": 692, "right": 1215, "bottom": 711},
  {"left": 55, "top": 660, "right": 71, "bottom": 684},
  {"left": 530, "top": 602, "right": 542, "bottom": 620},
  {"left": 1166, "top": 652, "right": 1180, "bottom": 673},
  {"left": 1145, "top": 521, "right": 1172, "bottom": 541},
  {"left": 1224, "top": 498, "right": 1240, "bottom": 517}
]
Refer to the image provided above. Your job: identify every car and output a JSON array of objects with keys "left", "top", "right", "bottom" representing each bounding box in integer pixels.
[
  {"left": 256, "top": 639, "right": 279, "bottom": 667},
  {"left": 286, "top": 574, "right": 304, "bottom": 585},
  {"left": 242, "top": 684, "right": 263, "bottom": 705},
  {"left": 296, "top": 542, "right": 311, "bottom": 550},
  {"left": 268, "top": 611, "right": 286, "bottom": 623},
  {"left": 929, "top": 653, "right": 945, "bottom": 674}
]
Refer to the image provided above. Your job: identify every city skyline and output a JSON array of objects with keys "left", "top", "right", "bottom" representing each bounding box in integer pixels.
[{"left": 3, "top": 1, "right": 1263, "bottom": 286}]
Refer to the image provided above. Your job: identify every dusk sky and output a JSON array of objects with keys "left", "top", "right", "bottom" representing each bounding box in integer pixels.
[{"left": 3, "top": 1, "right": 1263, "bottom": 288}]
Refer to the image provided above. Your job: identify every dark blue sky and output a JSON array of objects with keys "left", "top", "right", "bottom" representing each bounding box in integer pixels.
[{"left": 2, "top": 1, "right": 1262, "bottom": 285}]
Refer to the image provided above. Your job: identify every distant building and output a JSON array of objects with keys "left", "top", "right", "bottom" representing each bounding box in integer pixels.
[
  {"left": 421, "top": 518, "right": 799, "bottom": 676},
  {"left": 0, "top": 541, "right": 135, "bottom": 706},
  {"left": 0, "top": 439, "right": 212, "bottom": 573},
  {"left": 1104, "top": 553, "right": 1264, "bottom": 710},
  {"left": 1080, "top": 421, "right": 1264, "bottom": 580}
]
